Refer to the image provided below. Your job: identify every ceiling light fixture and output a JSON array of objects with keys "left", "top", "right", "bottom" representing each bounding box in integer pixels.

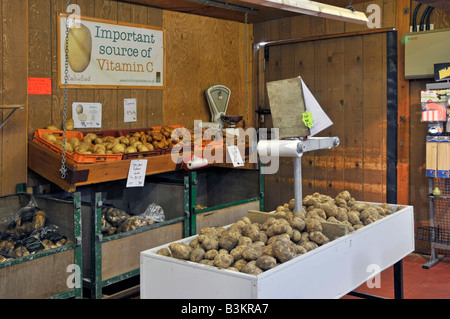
[{"left": 241, "top": 0, "right": 368, "bottom": 25}]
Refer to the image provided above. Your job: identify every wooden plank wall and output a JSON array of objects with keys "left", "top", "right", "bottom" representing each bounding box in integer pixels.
[
  {"left": 0, "top": 0, "right": 28, "bottom": 196},
  {"left": 27, "top": 0, "right": 164, "bottom": 133},
  {"left": 24, "top": 0, "right": 253, "bottom": 188},
  {"left": 253, "top": 0, "right": 395, "bottom": 210},
  {"left": 27, "top": 0, "right": 253, "bottom": 134}
]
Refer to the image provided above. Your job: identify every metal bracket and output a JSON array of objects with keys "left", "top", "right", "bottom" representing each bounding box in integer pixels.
[{"left": 0, "top": 105, "right": 24, "bottom": 129}]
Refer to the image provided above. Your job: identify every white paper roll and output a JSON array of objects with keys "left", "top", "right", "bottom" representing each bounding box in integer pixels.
[
  {"left": 186, "top": 157, "right": 209, "bottom": 170},
  {"left": 257, "top": 140, "right": 302, "bottom": 158}
]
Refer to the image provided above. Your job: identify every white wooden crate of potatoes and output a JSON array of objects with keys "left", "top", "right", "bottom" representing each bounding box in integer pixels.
[{"left": 140, "top": 204, "right": 414, "bottom": 299}]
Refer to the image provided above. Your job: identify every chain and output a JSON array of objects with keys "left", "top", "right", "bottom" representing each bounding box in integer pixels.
[
  {"left": 244, "top": 12, "right": 249, "bottom": 128},
  {"left": 60, "top": 0, "right": 71, "bottom": 179}
]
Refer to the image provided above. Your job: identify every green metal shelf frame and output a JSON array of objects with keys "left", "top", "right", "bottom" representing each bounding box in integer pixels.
[
  {"left": 187, "top": 165, "right": 264, "bottom": 236},
  {"left": 83, "top": 175, "right": 191, "bottom": 299},
  {"left": 0, "top": 191, "right": 83, "bottom": 299}
]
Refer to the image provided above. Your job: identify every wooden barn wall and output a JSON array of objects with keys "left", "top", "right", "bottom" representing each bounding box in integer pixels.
[
  {"left": 253, "top": 0, "right": 396, "bottom": 211},
  {"left": 25, "top": 0, "right": 253, "bottom": 187},
  {"left": 27, "top": 0, "right": 252, "bottom": 132},
  {"left": 0, "top": 0, "right": 28, "bottom": 196}
]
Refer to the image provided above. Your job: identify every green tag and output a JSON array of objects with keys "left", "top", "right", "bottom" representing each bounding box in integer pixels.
[{"left": 302, "top": 111, "right": 313, "bottom": 129}]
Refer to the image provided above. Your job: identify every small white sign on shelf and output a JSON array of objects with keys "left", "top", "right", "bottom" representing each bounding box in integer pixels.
[
  {"left": 124, "top": 98, "right": 137, "bottom": 122},
  {"left": 126, "top": 159, "right": 148, "bottom": 187},
  {"left": 226, "top": 145, "right": 244, "bottom": 167},
  {"left": 72, "top": 102, "right": 102, "bottom": 128}
]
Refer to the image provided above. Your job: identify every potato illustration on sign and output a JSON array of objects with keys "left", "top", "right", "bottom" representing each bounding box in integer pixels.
[
  {"left": 68, "top": 23, "right": 92, "bottom": 73},
  {"left": 76, "top": 104, "right": 88, "bottom": 121}
]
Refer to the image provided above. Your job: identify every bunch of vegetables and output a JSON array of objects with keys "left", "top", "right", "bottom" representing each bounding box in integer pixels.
[{"left": 158, "top": 191, "right": 402, "bottom": 275}]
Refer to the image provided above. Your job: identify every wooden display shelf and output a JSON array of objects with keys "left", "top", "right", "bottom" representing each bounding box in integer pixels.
[{"left": 28, "top": 140, "right": 185, "bottom": 192}]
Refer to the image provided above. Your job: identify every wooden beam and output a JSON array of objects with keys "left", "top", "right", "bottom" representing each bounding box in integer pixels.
[{"left": 395, "top": 0, "right": 411, "bottom": 205}]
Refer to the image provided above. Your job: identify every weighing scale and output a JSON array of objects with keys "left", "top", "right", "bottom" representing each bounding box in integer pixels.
[{"left": 204, "top": 85, "right": 243, "bottom": 133}]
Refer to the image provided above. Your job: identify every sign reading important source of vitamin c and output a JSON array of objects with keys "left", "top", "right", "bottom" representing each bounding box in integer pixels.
[{"left": 58, "top": 14, "right": 164, "bottom": 89}]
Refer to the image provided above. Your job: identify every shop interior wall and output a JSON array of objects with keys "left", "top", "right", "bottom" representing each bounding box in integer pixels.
[
  {"left": 0, "top": 0, "right": 28, "bottom": 196},
  {"left": 253, "top": 0, "right": 395, "bottom": 210},
  {"left": 26, "top": 0, "right": 253, "bottom": 187},
  {"left": 408, "top": 1, "right": 450, "bottom": 255}
]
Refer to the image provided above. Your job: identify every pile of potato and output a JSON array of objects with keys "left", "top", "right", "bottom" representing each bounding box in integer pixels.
[
  {"left": 101, "top": 206, "right": 155, "bottom": 236},
  {"left": 0, "top": 208, "right": 72, "bottom": 263},
  {"left": 40, "top": 126, "right": 185, "bottom": 156},
  {"left": 157, "top": 191, "right": 402, "bottom": 276}
]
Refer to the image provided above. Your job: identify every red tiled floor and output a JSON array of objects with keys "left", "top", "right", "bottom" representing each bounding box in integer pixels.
[{"left": 342, "top": 253, "right": 450, "bottom": 299}]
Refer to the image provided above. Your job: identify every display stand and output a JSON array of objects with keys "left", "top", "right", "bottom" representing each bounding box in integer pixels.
[
  {"left": 417, "top": 178, "right": 450, "bottom": 269},
  {"left": 416, "top": 80, "right": 450, "bottom": 269}
]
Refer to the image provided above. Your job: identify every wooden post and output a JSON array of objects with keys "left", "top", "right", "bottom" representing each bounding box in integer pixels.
[{"left": 395, "top": 0, "right": 411, "bottom": 205}]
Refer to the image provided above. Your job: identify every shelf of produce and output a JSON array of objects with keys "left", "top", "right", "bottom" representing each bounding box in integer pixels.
[
  {"left": 140, "top": 204, "right": 415, "bottom": 299},
  {"left": 28, "top": 139, "right": 251, "bottom": 192},
  {"left": 0, "top": 192, "right": 83, "bottom": 299},
  {"left": 28, "top": 139, "right": 186, "bottom": 192}
]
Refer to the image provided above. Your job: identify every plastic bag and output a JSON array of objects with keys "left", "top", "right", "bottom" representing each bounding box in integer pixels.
[
  {"left": 0, "top": 197, "right": 37, "bottom": 232},
  {"left": 103, "top": 206, "right": 130, "bottom": 227},
  {"left": 141, "top": 203, "right": 165, "bottom": 223}
]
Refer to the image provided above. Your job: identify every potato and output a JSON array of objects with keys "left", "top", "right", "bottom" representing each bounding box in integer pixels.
[
  {"left": 204, "top": 249, "right": 219, "bottom": 260},
  {"left": 84, "top": 133, "right": 97, "bottom": 142},
  {"left": 294, "top": 245, "right": 307, "bottom": 255},
  {"left": 242, "top": 244, "right": 263, "bottom": 261},
  {"left": 157, "top": 248, "right": 171, "bottom": 257},
  {"left": 233, "top": 259, "right": 248, "bottom": 271},
  {"left": 265, "top": 220, "right": 291, "bottom": 237},
  {"left": 189, "top": 238, "right": 200, "bottom": 249},
  {"left": 255, "top": 255, "right": 277, "bottom": 270},
  {"left": 261, "top": 244, "right": 274, "bottom": 257},
  {"left": 93, "top": 144, "right": 106, "bottom": 154},
  {"left": 242, "top": 224, "right": 260, "bottom": 242},
  {"left": 288, "top": 198, "right": 296, "bottom": 211},
  {"left": 43, "top": 132, "right": 57, "bottom": 143},
  {"left": 291, "top": 229, "right": 302, "bottom": 242},
  {"left": 241, "top": 260, "right": 263, "bottom": 275},
  {"left": 309, "top": 231, "right": 330, "bottom": 245},
  {"left": 305, "top": 218, "right": 322, "bottom": 232},
  {"left": 201, "top": 236, "right": 219, "bottom": 251},
  {"left": 335, "top": 190, "right": 351, "bottom": 202},
  {"left": 68, "top": 137, "right": 81, "bottom": 147},
  {"left": 199, "top": 259, "right": 215, "bottom": 267},
  {"left": 190, "top": 247, "right": 205, "bottom": 263},
  {"left": 111, "top": 143, "right": 126, "bottom": 154},
  {"left": 347, "top": 211, "right": 361, "bottom": 225},
  {"left": 237, "top": 236, "right": 252, "bottom": 246},
  {"left": 218, "top": 230, "right": 240, "bottom": 251},
  {"left": 169, "top": 243, "right": 192, "bottom": 260},
  {"left": 336, "top": 209, "right": 349, "bottom": 222},
  {"left": 230, "top": 245, "right": 245, "bottom": 260},
  {"left": 258, "top": 231, "right": 268, "bottom": 244},
  {"left": 46, "top": 125, "right": 59, "bottom": 131},
  {"left": 267, "top": 233, "right": 291, "bottom": 245},
  {"left": 261, "top": 217, "right": 278, "bottom": 231},
  {"left": 124, "top": 146, "right": 138, "bottom": 154},
  {"left": 68, "top": 23, "right": 92, "bottom": 73},
  {"left": 272, "top": 240, "right": 296, "bottom": 263},
  {"left": 301, "top": 241, "right": 318, "bottom": 252},
  {"left": 213, "top": 253, "right": 234, "bottom": 269},
  {"left": 290, "top": 217, "right": 305, "bottom": 231},
  {"left": 321, "top": 203, "right": 338, "bottom": 218},
  {"left": 66, "top": 118, "right": 74, "bottom": 131}
]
